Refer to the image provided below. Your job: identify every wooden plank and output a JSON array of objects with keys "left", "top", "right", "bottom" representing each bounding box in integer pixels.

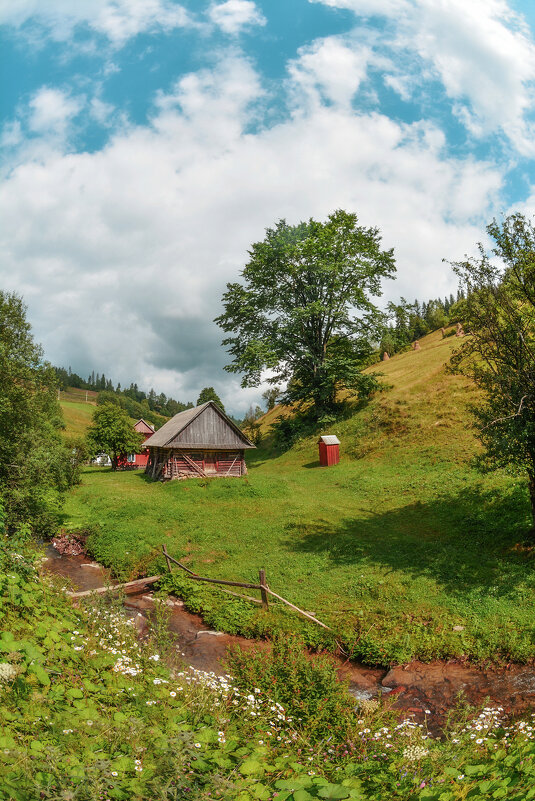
[
  {"left": 266, "top": 588, "right": 333, "bottom": 631},
  {"left": 168, "top": 404, "right": 252, "bottom": 449},
  {"left": 259, "top": 568, "right": 269, "bottom": 611},
  {"left": 180, "top": 451, "right": 206, "bottom": 477},
  {"left": 66, "top": 575, "right": 161, "bottom": 599},
  {"left": 224, "top": 454, "right": 239, "bottom": 476}
]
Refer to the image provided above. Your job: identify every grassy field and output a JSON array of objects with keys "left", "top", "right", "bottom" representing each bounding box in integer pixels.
[
  {"left": 60, "top": 399, "right": 96, "bottom": 437},
  {"left": 62, "top": 331, "right": 535, "bottom": 665}
]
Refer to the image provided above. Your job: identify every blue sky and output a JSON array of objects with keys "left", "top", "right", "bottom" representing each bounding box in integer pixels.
[{"left": 2, "top": 0, "right": 535, "bottom": 413}]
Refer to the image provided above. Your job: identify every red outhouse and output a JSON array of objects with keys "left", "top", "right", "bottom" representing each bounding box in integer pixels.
[{"left": 318, "top": 435, "right": 340, "bottom": 466}]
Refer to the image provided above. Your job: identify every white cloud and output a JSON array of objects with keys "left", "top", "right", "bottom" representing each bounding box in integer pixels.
[
  {"left": 0, "top": 0, "right": 191, "bottom": 45},
  {"left": 208, "top": 1, "right": 266, "bottom": 35},
  {"left": 28, "top": 87, "right": 83, "bottom": 136},
  {"left": 0, "top": 52, "right": 503, "bottom": 412},
  {"left": 312, "top": 0, "right": 535, "bottom": 154},
  {"left": 288, "top": 36, "right": 373, "bottom": 108}
]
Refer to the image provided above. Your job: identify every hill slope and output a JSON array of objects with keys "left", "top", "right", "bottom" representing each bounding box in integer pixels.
[
  {"left": 63, "top": 331, "right": 535, "bottom": 665},
  {"left": 60, "top": 392, "right": 97, "bottom": 437}
]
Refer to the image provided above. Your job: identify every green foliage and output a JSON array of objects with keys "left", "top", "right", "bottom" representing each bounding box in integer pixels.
[
  {"left": 242, "top": 404, "right": 265, "bottom": 445},
  {"left": 216, "top": 209, "right": 395, "bottom": 418},
  {"left": 86, "top": 403, "right": 144, "bottom": 470},
  {"left": 0, "top": 290, "right": 77, "bottom": 536},
  {"left": 197, "top": 387, "right": 226, "bottom": 412},
  {"left": 450, "top": 213, "right": 535, "bottom": 531},
  {"left": 55, "top": 367, "right": 194, "bottom": 420},
  {"left": 226, "top": 634, "right": 356, "bottom": 743},
  {"left": 96, "top": 389, "right": 167, "bottom": 429},
  {"left": 262, "top": 386, "right": 280, "bottom": 411},
  {"left": 3, "top": 537, "right": 535, "bottom": 800},
  {"left": 380, "top": 295, "right": 459, "bottom": 357}
]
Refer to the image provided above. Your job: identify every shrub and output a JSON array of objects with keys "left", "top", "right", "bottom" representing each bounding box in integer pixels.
[{"left": 225, "top": 634, "right": 356, "bottom": 743}]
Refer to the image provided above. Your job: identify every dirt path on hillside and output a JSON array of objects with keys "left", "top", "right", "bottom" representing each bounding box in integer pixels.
[{"left": 43, "top": 545, "right": 535, "bottom": 731}]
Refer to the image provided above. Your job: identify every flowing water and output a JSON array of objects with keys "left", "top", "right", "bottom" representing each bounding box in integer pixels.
[{"left": 43, "top": 545, "right": 535, "bottom": 730}]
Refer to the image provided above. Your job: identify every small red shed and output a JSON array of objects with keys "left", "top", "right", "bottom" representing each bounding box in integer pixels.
[{"left": 318, "top": 435, "right": 340, "bottom": 467}]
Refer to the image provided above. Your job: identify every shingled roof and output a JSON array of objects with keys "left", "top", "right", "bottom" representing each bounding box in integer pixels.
[{"left": 143, "top": 401, "right": 255, "bottom": 449}]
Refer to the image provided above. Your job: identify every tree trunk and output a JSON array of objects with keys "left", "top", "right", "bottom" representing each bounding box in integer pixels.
[
  {"left": 111, "top": 455, "right": 118, "bottom": 471},
  {"left": 527, "top": 471, "right": 535, "bottom": 540}
]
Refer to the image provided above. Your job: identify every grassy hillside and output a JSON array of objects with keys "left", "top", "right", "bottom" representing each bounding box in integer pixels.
[
  {"left": 59, "top": 387, "right": 168, "bottom": 437},
  {"left": 62, "top": 331, "right": 535, "bottom": 665},
  {"left": 60, "top": 399, "right": 96, "bottom": 437}
]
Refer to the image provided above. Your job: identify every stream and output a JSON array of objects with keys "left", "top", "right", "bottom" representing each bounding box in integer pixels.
[{"left": 43, "top": 545, "right": 535, "bottom": 731}]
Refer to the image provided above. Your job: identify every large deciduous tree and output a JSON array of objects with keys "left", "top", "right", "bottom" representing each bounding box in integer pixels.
[
  {"left": 450, "top": 213, "right": 535, "bottom": 535},
  {"left": 0, "top": 291, "right": 75, "bottom": 535},
  {"left": 215, "top": 210, "right": 395, "bottom": 419},
  {"left": 86, "top": 404, "right": 143, "bottom": 471}
]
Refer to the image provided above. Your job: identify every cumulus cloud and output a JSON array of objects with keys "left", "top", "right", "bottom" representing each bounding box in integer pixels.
[
  {"left": 288, "top": 36, "right": 373, "bottom": 108},
  {"left": 208, "top": 1, "right": 266, "bottom": 35},
  {"left": 0, "top": 49, "right": 503, "bottom": 412},
  {"left": 312, "top": 0, "right": 535, "bottom": 154},
  {"left": 28, "top": 87, "right": 84, "bottom": 136},
  {"left": 0, "top": 0, "right": 191, "bottom": 45}
]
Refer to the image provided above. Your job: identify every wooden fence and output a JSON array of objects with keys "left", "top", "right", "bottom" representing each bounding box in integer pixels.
[{"left": 161, "top": 545, "right": 333, "bottom": 632}]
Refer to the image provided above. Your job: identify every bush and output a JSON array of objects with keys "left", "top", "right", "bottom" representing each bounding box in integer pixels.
[{"left": 225, "top": 634, "right": 356, "bottom": 743}]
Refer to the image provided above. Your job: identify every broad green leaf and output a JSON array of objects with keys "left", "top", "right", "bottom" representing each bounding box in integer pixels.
[
  {"left": 239, "top": 759, "right": 265, "bottom": 776},
  {"left": 28, "top": 663, "right": 50, "bottom": 686},
  {"left": 293, "top": 790, "right": 314, "bottom": 801},
  {"left": 317, "top": 786, "right": 351, "bottom": 800},
  {"left": 30, "top": 740, "right": 44, "bottom": 751}
]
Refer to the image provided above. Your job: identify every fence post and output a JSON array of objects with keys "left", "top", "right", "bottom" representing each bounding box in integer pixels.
[
  {"left": 259, "top": 568, "right": 269, "bottom": 611},
  {"left": 162, "top": 545, "right": 172, "bottom": 574}
]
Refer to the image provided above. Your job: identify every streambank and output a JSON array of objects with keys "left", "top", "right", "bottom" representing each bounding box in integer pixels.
[{"left": 43, "top": 544, "right": 535, "bottom": 731}]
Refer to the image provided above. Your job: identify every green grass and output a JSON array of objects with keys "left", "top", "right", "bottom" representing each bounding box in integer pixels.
[
  {"left": 62, "top": 331, "right": 535, "bottom": 665},
  {"left": 5, "top": 539, "right": 535, "bottom": 801},
  {"left": 60, "top": 399, "right": 96, "bottom": 437}
]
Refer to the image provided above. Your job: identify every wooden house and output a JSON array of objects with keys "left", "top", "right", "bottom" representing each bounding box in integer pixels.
[
  {"left": 117, "top": 419, "right": 155, "bottom": 469},
  {"left": 144, "top": 401, "right": 255, "bottom": 479}
]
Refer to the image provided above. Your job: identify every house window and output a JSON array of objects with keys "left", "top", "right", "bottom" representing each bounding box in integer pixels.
[{"left": 127, "top": 453, "right": 136, "bottom": 463}]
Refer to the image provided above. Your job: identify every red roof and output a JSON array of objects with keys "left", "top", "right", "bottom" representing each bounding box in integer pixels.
[{"left": 134, "top": 419, "right": 155, "bottom": 435}]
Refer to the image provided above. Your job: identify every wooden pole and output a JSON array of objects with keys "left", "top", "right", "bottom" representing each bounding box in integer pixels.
[
  {"left": 189, "top": 574, "right": 263, "bottom": 590},
  {"left": 217, "top": 586, "right": 263, "bottom": 605},
  {"left": 163, "top": 550, "right": 197, "bottom": 576},
  {"left": 224, "top": 455, "right": 239, "bottom": 476},
  {"left": 266, "top": 587, "right": 333, "bottom": 631},
  {"left": 259, "top": 568, "right": 269, "bottom": 611},
  {"left": 162, "top": 544, "right": 172, "bottom": 574},
  {"left": 67, "top": 575, "right": 161, "bottom": 598},
  {"left": 161, "top": 550, "right": 261, "bottom": 588}
]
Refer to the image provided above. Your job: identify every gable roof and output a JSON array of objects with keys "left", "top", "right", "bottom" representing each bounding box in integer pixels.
[
  {"left": 144, "top": 401, "right": 255, "bottom": 449},
  {"left": 319, "top": 435, "right": 340, "bottom": 445},
  {"left": 134, "top": 419, "right": 155, "bottom": 435}
]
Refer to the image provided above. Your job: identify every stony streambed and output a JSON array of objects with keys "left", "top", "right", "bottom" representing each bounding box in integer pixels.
[{"left": 43, "top": 544, "right": 535, "bottom": 732}]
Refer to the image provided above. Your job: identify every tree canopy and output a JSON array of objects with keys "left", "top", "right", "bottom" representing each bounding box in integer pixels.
[
  {"left": 216, "top": 210, "right": 395, "bottom": 418},
  {"left": 0, "top": 291, "right": 76, "bottom": 535},
  {"left": 86, "top": 404, "right": 144, "bottom": 471},
  {"left": 197, "top": 387, "right": 225, "bottom": 412},
  {"left": 450, "top": 213, "right": 535, "bottom": 533}
]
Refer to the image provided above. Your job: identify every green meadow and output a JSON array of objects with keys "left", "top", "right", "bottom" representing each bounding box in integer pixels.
[
  {"left": 60, "top": 400, "right": 96, "bottom": 437},
  {"left": 62, "top": 331, "right": 535, "bottom": 666}
]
